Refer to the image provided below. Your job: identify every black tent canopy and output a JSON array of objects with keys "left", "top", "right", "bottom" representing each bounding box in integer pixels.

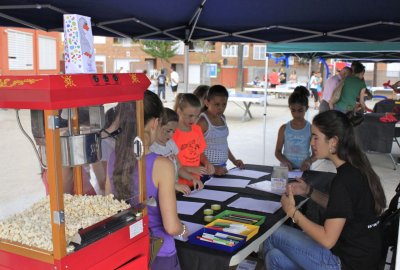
[{"left": 0, "top": 0, "right": 399, "bottom": 43}]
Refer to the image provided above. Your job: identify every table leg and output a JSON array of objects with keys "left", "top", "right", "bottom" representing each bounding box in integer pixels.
[{"left": 243, "top": 101, "right": 253, "bottom": 120}]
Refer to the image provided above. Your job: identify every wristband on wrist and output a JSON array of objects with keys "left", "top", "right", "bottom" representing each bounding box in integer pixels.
[
  {"left": 307, "top": 186, "right": 314, "bottom": 198},
  {"left": 177, "top": 224, "right": 187, "bottom": 238},
  {"left": 291, "top": 209, "right": 298, "bottom": 224}
]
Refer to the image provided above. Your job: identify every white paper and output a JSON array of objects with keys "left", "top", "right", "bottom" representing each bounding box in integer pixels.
[
  {"left": 174, "top": 221, "right": 204, "bottom": 242},
  {"left": 183, "top": 189, "right": 237, "bottom": 202},
  {"left": 205, "top": 177, "right": 250, "bottom": 188},
  {"left": 247, "top": 180, "right": 284, "bottom": 195},
  {"left": 227, "top": 168, "right": 269, "bottom": 179},
  {"left": 176, "top": 201, "right": 205, "bottom": 215},
  {"left": 228, "top": 197, "right": 281, "bottom": 214},
  {"left": 288, "top": 170, "right": 303, "bottom": 179}
]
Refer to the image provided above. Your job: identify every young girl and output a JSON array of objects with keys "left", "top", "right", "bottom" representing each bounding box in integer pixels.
[
  {"left": 150, "top": 108, "right": 204, "bottom": 194},
  {"left": 193, "top": 84, "right": 210, "bottom": 108},
  {"left": 197, "top": 85, "right": 244, "bottom": 175},
  {"left": 264, "top": 110, "right": 386, "bottom": 270},
  {"left": 105, "top": 91, "right": 187, "bottom": 270},
  {"left": 275, "top": 86, "right": 315, "bottom": 171},
  {"left": 172, "top": 93, "right": 215, "bottom": 187}
]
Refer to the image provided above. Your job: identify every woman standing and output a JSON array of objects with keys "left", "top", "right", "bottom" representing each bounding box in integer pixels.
[
  {"left": 333, "top": 62, "right": 367, "bottom": 112},
  {"left": 106, "top": 91, "right": 187, "bottom": 270},
  {"left": 264, "top": 110, "right": 386, "bottom": 270}
]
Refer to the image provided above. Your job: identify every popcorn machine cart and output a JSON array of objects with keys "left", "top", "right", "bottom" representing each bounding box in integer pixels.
[{"left": 0, "top": 73, "right": 150, "bottom": 269}]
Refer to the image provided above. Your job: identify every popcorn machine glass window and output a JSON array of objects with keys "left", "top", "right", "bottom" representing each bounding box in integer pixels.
[{"left": 0, "top": 73, "right": 150, "bottom": 270}]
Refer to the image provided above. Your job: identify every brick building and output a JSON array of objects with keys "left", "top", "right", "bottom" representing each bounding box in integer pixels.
[
  {"left": 0, "top": 27, "right": 61, "bottom": 75},
  {"left": 0, "top": 28, "right": 397, "bottom": 89}
]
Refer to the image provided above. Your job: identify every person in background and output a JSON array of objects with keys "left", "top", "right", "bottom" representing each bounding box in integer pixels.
[
  {"left": 170, "top": 65, "right": 179, "bottom": 100},
  {"left": 172, "top": 93, "right": 215, "bottom": 187},
  {"left": 91, "top": 104, "right": 120, "bottom": 195},
  {"left": 333, "top": 62, "right": 367, "bottom": 113},
  {"left": 150, "top": 108, "right": 204, "bottom": 194},
  {"left": 157, "top": 69, "right": 167, "bottom": 102},
  {"left": 197, "top": 85, "right": 244, "bottom": 176},
  {"left": 105, "top": 91, "right": 187, "bottom": 270},
  {"left": 319, "top": 67, "right": 352, "bottom": 113},
  {"left": 269, "top": 69, "right": 280, "bottom": 88},
  {"left": 279, "top": 68, "right": 287, "bottom": 84},
  {"left": 309, "top": 71, "right": 322, "bottom": 110},
  {"left": 289, "top": 70, "right": 297, "bottom": 84},
  {"left": 275, "top": 86, "right": 315, "bottom": 171},
  {"left": 193, "top": 84, "right": 210, "bottom": 108},
  {"left": 264, "top": 110, "right": 386, "bottom": 270}
]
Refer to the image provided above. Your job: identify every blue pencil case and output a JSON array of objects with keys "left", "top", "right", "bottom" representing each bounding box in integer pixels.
[{"left": 188, "top": 227, "right": 246, "bottom": 253}]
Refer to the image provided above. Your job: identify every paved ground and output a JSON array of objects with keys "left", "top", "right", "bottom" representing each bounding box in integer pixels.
[{"left": 0, "top": 88, "right": 399, "bottom": 268}]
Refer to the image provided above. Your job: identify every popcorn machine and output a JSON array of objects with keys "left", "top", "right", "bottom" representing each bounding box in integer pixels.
[{"left": 0, "top": 73, "right": 150, "bottom": 269}]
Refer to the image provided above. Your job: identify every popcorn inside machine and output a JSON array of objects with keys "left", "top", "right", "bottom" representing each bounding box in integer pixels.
[{"left": 0, "top": 73, "right": 150, "bottom": 270}]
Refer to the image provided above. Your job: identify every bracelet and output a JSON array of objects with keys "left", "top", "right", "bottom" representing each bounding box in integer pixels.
[
  {"left": 291, "top": 209, "right": 298, "bottom": 224},
  {"left": 307, "top": 186, "right": 314, "bottom": 198},
  {"left": 177, "top": 224, "right": 187, "bottom": 238}
]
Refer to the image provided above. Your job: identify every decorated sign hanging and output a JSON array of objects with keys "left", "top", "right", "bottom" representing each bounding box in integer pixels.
[{"left": 63, "top": 14, "right": 96, "bottom": 74}]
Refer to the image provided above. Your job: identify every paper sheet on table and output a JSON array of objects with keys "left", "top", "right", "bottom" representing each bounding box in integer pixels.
[
  {"left": 228, "top": 197, "right": 281, "bottom": 214},
  {"left": 205, "top": 177, "right": 251, "bottom": 188},
  {"left": 288, "top": 170, "right": 303, "bottom": 179},
  {"left": 227, "top": 168, "right": 269, "bottom": 179},
  {"left": 176, "top": 201, "right": 205, "bottom": 215},
  {"left": 183, "top": 189, "right": 237, "bottom": 202},
  {"left": 247, "top": 180, "right": 284, "bottom": 195},
  {"left": 174, "top": 221, "right": 204, "bottom": 242}
]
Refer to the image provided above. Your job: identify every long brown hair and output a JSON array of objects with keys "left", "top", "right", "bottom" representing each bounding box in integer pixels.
[
  {"left": 112, "top": 91, "right": 163, "bottom": 201},
  {"left": 313, "top": 110, "right": 386, "bottom": 215}
]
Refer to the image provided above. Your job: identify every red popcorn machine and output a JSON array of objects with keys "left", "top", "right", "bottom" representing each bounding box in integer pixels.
[{"left": 0, "top": 73, "right": 150, "bottom": 270}]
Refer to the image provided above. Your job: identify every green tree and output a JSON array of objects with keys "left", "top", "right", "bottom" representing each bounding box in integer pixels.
[{"left": 140, "top": 40, "right": 179, "bottom": 69}]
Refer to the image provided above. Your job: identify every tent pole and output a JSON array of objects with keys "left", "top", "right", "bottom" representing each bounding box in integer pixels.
[
  {"left": 263, "top": 44, "right": 269, "bottom": 165},
  {"left": 333, "top": 59, "right": 336, "bottom": 75},
  {"left": 184, "top": 43, "right": 189, "bottom": 93}
]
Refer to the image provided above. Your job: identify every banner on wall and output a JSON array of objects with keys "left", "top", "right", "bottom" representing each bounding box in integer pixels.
[{"left": 63, "top": 14, "right": 96, "bottom": 74}]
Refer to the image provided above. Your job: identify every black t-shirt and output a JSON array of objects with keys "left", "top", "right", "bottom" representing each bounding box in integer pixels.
[
  {"left": 326, "top": 162, "right": 381, "bottom": 270},
  {"left": 279, "top": 72, "right": 287, "bottom": 84},
  {"left": 157, "top": 74, "right": 166, "bottom": 86}
]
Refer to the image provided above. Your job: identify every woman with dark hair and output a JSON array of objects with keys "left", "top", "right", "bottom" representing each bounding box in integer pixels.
[
  {"left": 106, "top": 91, "right": 187, "bottom": 270},
  {"left": 264, "top": 110, "right": 386, "bottom": 270}
]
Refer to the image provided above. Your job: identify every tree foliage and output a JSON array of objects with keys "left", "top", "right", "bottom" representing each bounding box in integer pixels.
[{"left": 140, "top": 40, "right": 179, "bottom": 64}]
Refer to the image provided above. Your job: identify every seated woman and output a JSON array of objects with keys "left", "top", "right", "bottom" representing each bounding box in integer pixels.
[{"left": 264, "top": 110, "right": 386, "bottom": 270}]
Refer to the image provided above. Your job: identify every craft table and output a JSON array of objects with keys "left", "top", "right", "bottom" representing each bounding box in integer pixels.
[{"left": 175, "top": 164, "right": 335, "bottom": 270}]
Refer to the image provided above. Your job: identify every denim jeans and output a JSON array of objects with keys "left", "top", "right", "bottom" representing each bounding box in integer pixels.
[
  {"left": 158, "top": 86, "right": 166, "bottom": 100},
  {"left": 264, "top": 225, "right": 341, "bottom": 270}
]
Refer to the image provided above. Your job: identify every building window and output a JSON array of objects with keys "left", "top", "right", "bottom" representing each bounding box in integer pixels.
[
  {"left": 362, "top": 62, "right": 374, "bottom": 72},
  {"left": 38, "top": 36, "right": 56, "bottom": 70},
  {"left": 221, "top": 44, "right": 249, "bottom": 57},
  {"left": 93, "top": 36, "right": 106, "bottom": 44},
  {"left": 113, "top": 37, "right": 134, "bottom": 47},
  {"left": 386, "top": 63, "right": 400, "bottom": 77},
  {"left": 253, "top": 45, "right": 266, "bottom": 60},
  {"left": 7, "top": 30, "right": 33, "bottom": 70}
]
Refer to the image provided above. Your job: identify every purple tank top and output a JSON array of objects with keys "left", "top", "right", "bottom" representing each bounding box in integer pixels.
[
  {"left": 108, "top": 152, "right": 176, "bottom": 257},
  {"left": 146, "top": 152, "right": 177, "bottom": 257}
]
